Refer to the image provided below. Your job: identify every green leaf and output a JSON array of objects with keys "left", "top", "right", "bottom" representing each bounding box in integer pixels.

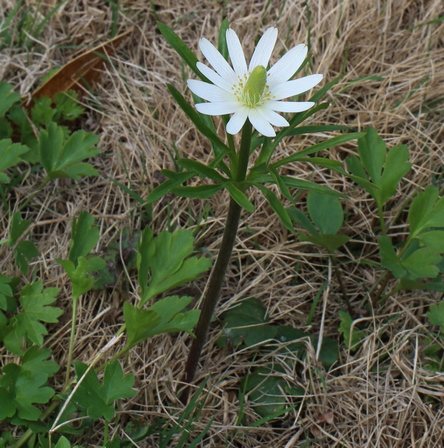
[
  {"left": 58, "top": 257, "right": 105, "bottom": 301},
  {"left": 409, "top": 186, "right": 444, "bottom": 238},
  {"left": 0, "top": 364, "right": 55, "bottom": 420},
  {"left": 166, "top": 84, "right": 229, "bottom": 155},
  {"left": 378, "top": 144, "right": 411, "bottom": 204},
  {"left": 401, "top": 248, "right": 441, "bottom": 279},
  {"left": 69, "top": 212, "right": 100, "bottom": 265},
  {"left": 357, "top": 127, "right": 386, "bottom": 185},
  {"left": 177, "top": 158, "right": 227, "bottom": 182},
  {"left": 307, "top": 191, "right": 344, "bottom": 234},
  {"left": 338, "top": 311, "right": 365, "bottom": 349},
  {"left": 73, "top": 361, "right": 135, "bottom": 420},
  {"left": 225, "top": 183, "right": 254, "bottom": 212},
  {"left": 54, "top": 91, "right": 84, "bottom": 121},
  {"left": 38, "top": 122, "right": 99, "bottom": 180},
  {"left": 31, "top": 96, "right": 56, "bottom": 126},
  {"left": 217, "top": 18, "right": 229, "bottom": 60},
  {"left": 417, "top": 230, "right": 444, "bottom": 253},
  {"left": 172, "top": 183, "right": 224, "bottom": 199},
  {"left": 0, "top": 82, "right": 20, "bottom": 117},
  {"left": 271, "top": 132, "right": 365, "bottom": 168},
  {"left": 124, "top": 296, "right": 200, "bottom": 349},
  {"left": 9, "top": 212, "right": 31, "bottom": 246},
  {"left": 427, "top": 301, "right": 444, "bottom": 328},
  {"left": 217, "top": 297, "right": 277, "bottom": 348},
  {"left": 0, "top": 139, "right": 29, "bottom": 183},
  {"left": 158, "top": 22, "right": 202, "bottom": 80},
  {"left": 300, "top": 234, "right": 350, "bottom": 253},
  {"left": 146, "top": 170, "right": 195, "bottom": 203},
  {"left": 14, "top": 241, "right": 38, "bottom": 275},
  {"left": 378, "top": 236, "right": 407, "bottom": 278},
  {"left": 242, "top": 364, "right": 303, "bottom": 418},
  {"left": 123, "top": 302, "right": 162, "bottom": 348},
  {"left": 255, "top": 184, "right": 293, "bottom": 232},
  {"left": 137, "top": 228, "right": 212, "bottom": 304},
  {"left": 21, "top": 346, "right": 59, "bottom": 379},
  {"left": 287, "top": 206, "right": 318, "bottom": 234},
  {"left": 3, "top": 281, "right": 62, "bottom": 354}
]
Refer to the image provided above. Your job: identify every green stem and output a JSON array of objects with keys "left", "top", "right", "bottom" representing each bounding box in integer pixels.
[
  {"left": 181, "top": 121, "right": 252, "bottom": 403},
  {"left": 64, "top": 296, "right": 79, "bottom": 388},
  {"left": 18, "top": 177, "right": 49, "bottom": 211}
]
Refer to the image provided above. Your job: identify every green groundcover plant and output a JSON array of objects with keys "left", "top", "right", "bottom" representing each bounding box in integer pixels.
[{"left": 0, "top": 17, "right": 443, "bottom": 448}]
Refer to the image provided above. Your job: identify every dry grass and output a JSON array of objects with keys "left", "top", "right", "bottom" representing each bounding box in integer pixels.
[{"left": 1, "top": 0, "right": 444, "bottom": 447}]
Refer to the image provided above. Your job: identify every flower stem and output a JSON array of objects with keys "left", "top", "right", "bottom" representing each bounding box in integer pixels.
[{"left": 181, "top": 121, "right": 252, "bottom": 402}]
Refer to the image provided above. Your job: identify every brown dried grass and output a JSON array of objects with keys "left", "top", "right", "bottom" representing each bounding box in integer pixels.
[{"left": 1, "top": 0, "right": 444, "bottom": 446}]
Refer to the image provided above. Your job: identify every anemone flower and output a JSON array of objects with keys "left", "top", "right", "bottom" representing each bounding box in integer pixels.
[{"left": 187, "top": 27, "right": 323, "bottom": 137}]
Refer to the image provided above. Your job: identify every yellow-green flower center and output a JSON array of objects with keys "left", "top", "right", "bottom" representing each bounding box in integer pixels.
[{"left": 232, "top": 65, "right": 270, "bottom": 108}]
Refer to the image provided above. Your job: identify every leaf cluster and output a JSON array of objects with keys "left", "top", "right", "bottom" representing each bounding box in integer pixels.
[{"left": 217, "top": 297, "right": 338, "bottom": 419}]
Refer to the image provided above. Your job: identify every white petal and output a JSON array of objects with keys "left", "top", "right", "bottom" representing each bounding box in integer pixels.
[
  {"left": 226, "top": 29, "right": 247, "bottom": 76},
  {"left": 249, "top": 27, "right": 278, "bottom": 71},
  {"left": 248, "top": 108, "right": 276, "bottom": 137},
  {"left": 187, "top": 79, "right": 233, "bottom": 102},
  {"left": 265, "top": 100, "right": 314, "bottom": 113},
  {"left": 199, "top": 38, "right": 237, "bottom": 84},
  {"left": 263, "top": 109, "right": 289, "bottom": 127},
  {"left": 267, "top": 44, "right": 307, "bottom": 87},
  {"left": 197, "top": 62, "right": 234, "bottom": 92},
  {"left": 226, "top": 107, "right": 249, "bottom": 134},
  {"left": 270, "top": 74, "right": 323, "bottom": 100},
  {"left": 196, "top": 101, "right": 240, "bottom": 116}
]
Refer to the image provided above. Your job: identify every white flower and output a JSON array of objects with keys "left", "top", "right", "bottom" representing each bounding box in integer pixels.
[{"left": 187, "top": 27, "right": 323, "bottom": 137}]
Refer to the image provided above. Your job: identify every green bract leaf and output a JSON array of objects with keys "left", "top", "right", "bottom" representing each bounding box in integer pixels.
[
  {"left": 172, "top": 183, "right": 224, "bottom": 199},
  {"left": 158, "top": 22, "right": 202, "bottom": 80},
  {"left": 146, "top": 171, "right": 195, "bottom": 203},
  {"left": 21, "top": 346, "right": 59, "bottom": 379},
  {"left": 137, "top": 228, "right": 212, "bottom": 304},
  {"left": 166, "top": 84, "right": 229, "bottom": 155},
  {"left": 177, "top": 158, "right": 227, "bottom": 182},
  {"left": 427, "top": 301, "right": 444, "bottom": 328},
  {"left": 272, "top": 132, "right": 365, "bottom": 168},
  {"left": 255, "top": 184, "right": 293, "bottom": 232},
  {"left": 73, "top": 361, "right": 135, "bottom": 420},
  {"left": 0, "top": 139, "right": 29, "bottom": 183},
  {"left": 225, "top": 183, "right": 254, "bottom": 212}
]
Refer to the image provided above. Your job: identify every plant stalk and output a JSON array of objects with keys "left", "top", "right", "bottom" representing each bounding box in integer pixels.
[{"left": 181, "top": 121, "right": 252, "bottom": 402}]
